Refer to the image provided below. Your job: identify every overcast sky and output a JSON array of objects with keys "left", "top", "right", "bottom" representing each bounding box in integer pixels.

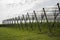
[{"left": 0, "top": 0, "right": 60, "bottom": 24}]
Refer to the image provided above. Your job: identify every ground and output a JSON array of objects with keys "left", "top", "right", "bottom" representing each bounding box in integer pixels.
[{"left": 0, "top": 27, "right": 60, "bottom": 40}]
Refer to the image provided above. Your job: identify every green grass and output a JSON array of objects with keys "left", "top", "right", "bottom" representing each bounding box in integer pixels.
[
  {"left": 0, "top": 27, "right": 60, "bottom": 40},
  {"left": 0, "top": 22, "right": 60, "bottom": 40}
]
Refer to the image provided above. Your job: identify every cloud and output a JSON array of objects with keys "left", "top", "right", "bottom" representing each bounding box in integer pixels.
[
  {"left": 0, "top": 0, "right": 50, "bottom": 24},
  {"left": 0, "top": 0, "right": 60, "bottom": 24}
]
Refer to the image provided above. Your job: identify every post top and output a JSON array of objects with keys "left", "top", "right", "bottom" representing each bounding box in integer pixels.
[
  {"left": 57, "top": 3, "right": 59, "bottom": 5},
  {"left": 33, "top": 10, "right": 35, "bottom": 12}
]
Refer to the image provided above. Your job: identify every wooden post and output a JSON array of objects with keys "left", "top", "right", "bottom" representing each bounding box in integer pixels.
[
  {"left": 22, "top": 15, "right": 27, "bottom": 30},
  {"left": 43, "top": 8, "right": 51, "bottom": 33},
  {"left": 27, "top": 12, "right": 33, "bottom": 30},
  {"left": 9, "top": 19, "right": 11, "bottom": 24},
  {"left": 52, "top": 3, "right": 60, "bottom": 28},
  {"left": 33, "top": 10, "right": 41, "bottom": 32},
  {"left": 18, "top": 16, "right": 20, "bottom": 24},
  {"left": 20, "top": 16, "right": 23, "bottom": 29},
  {"left": 14, "top": 18, "right": 16, "bottom": 24},
  {"left": 17, "top": 16, "right": 20, "bottom": 24},
  {"left": 6, "top": 19, "right": 9, "bottom": 24},
  {"left": 2, "top": 20, "right": 4, "bottom": 24},
  {"left": 21, "top": 15, "right": 24, "bottom": 29},
  {"left": 32, "top": 15, "right": 34, "bottom": 22},
  {"left": 15, "top": 17, "right": 18, "bottom": 24},
  {"left": 57, "top": 3, "right": 60, "bottom": 12},
  {"left": 52, "top": 10, "right": 56, "bottom": 27},
  {"left": 51, "top": 3, "right": 60, "bottom": 32},
  {"left": 16, "top": 16, "right": 19, "bottom": 29},
  {"left": 55, "top": 3, "right": 60, "bottom": 18},
  {"left": 41, "top": 13, "right": 44, "bottom": 23},
  {"left": 12, "top": 18, "right": 14, "bottom": 24},
  {"left": 17, "top": 18, "right": 19, "bottom": 24},
  {"left": 43, "top": 8, "right": 48, "bottom": 23},
  {"left": 31, "top": 15, "right": 35, "bottom": 30}
]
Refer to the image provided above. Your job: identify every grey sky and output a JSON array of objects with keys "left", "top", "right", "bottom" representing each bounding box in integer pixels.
[{"left": 0, "top": 0, "right": 60, "bottom": 24}]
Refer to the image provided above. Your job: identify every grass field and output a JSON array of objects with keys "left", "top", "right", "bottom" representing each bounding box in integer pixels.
[{"left": 0, "top": 23, "right": 60, "bottom": 40}]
